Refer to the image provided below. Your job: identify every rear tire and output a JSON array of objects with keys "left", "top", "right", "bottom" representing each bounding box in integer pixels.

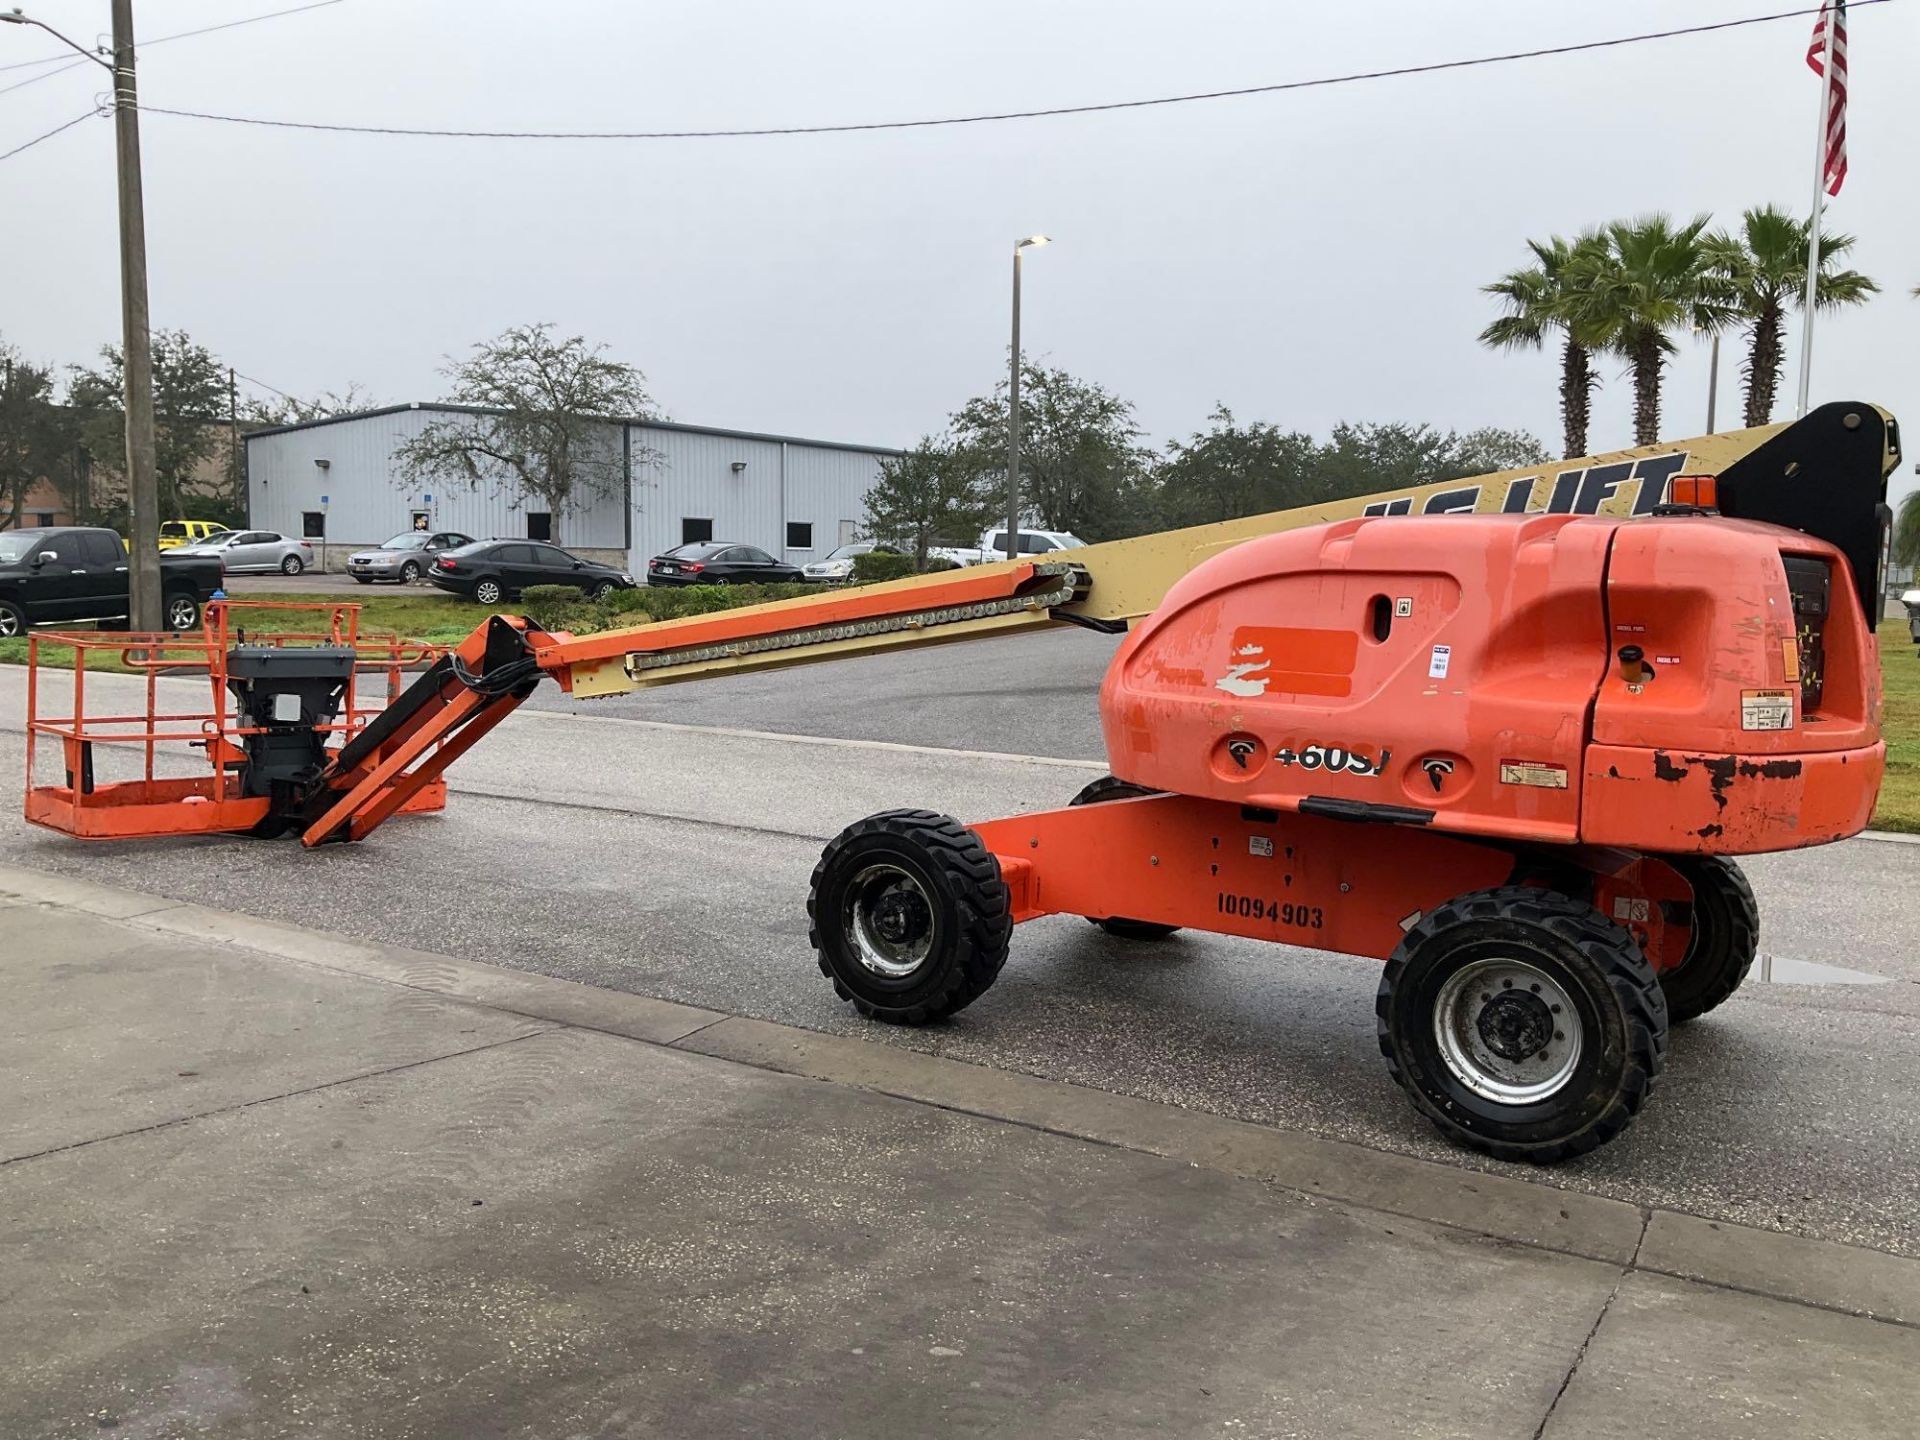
[
  {"left": 473, "top": 579, "right": 504, "bottom": 605},
  {"left": 1068, "top": 776, "right": 1179, "bottom": 940},
  {"left": 1656, "top": 856, "right": 1759, "bottom": 1023},
  {"left": 0, "top": 599, "right": 28, "bottom": 638},
  {"left": 281, "top": 555, "right": 304, "bottom": 576},
  {"left": 810, "top": 809, "right": 1011, "bottom": 1024},
  {"left": 163, "top": 593, "right": 201, "bottom": 632},
  {"left": 1377, "top": 886, "right": 1666, "bottom": 1164},
  {"left": 353, "top": 576, "right": 375, "bottom": 585}
]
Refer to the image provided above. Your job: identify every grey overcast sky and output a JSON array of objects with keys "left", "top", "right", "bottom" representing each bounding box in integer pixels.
[{"left": 1, "top": 1, "right": 1915, "bottom": 502}]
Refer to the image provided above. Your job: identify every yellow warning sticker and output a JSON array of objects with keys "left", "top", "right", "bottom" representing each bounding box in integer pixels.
[
  {"left": 1741, "top": 688, "right": 1795, "bottom": 731},
  {"left": 1499, "top": 760, "right": 1569, "bottom": 790}
]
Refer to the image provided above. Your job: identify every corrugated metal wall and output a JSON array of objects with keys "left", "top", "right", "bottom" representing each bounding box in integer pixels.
[
  {"left": 248, "top": 406, "right": 894, "bottom": 569},
  {"left": 626, "top": 426, "right": 888, "bottom": 561}
]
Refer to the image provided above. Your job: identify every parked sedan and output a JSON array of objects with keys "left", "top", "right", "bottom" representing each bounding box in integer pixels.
[
  {"left": 173, "top": 529, "right": 316, "bottom": 575},
  {"left": 429, "top": 540, "right": 637, "bottom": 605},
  {"left": 647, "top": 542, "right": 805, "bottom": 587},
  {"left": 800, "top": 541, "right": 900, "bottom": 584},
  {"left": 347, "top": 530, "right": 476, "bottom": 585}
]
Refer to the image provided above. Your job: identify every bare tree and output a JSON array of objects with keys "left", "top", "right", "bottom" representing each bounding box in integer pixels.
[{"left": 395, "top": 324, "right": 660, "bottom": 520}]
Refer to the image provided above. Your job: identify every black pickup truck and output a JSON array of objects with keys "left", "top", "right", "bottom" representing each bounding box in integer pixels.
[{"left": 0, "top": 527, "right": 224, "bottom": 638}]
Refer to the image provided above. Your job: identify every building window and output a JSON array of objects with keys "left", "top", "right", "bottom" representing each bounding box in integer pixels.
[
  {"left": 526, "top": 511, "right": 552, "bottom": 541},
  {"left": 785, "top": 521, "right": 813, "bottom": 550},
  {"left": 410, "top": 511, "right": 430, "bottom": 532},
  {"left": 301, "top": 512, "right": 326, "bottom": 538},
  {"left": 681, "top": 517, "right": 714, "bottom": 544}
]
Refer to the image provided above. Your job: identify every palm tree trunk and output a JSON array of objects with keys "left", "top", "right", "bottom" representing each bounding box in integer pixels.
[
  {"left": 1559, "top": 339, "right": 1592, "bottom": 458},
  {"left": 1630, "top": 331, "right": 1663, "bottom": 446},
  {"left": 1743, "top": 303, "right": 1784, "bottom": 428}
]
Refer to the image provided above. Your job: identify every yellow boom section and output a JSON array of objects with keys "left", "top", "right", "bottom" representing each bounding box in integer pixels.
[{"left": 548, "top": 407, "right": 1897, "bottom": 697}]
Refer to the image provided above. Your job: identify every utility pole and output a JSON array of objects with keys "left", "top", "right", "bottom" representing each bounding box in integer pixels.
[
  {"left": 1005, "top": 235, "right": 1049, "bottom": 561},
  {"left": 228, "top": 365, "right": 241, "bottom": 513},
  {"left": 1, "top": 6, "right": 157, "bottom": 619},
  {"left": 112, "top": 0, "right": 161, "bottom": 629}
]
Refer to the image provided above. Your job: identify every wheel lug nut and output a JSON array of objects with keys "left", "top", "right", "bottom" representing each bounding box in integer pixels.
[
  {"left": 1530, "top": 982, "right": 1541, "bottom": 992},
  {"left": 1554, "top": 1031, "right": 1565, "bottom": 1041},
  {"left": 1550, "top": 1004, "right": 1562, "bottom": 1014}
]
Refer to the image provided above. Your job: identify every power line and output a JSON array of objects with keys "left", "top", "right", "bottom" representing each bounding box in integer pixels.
[
  {"left": 0, "top": 54, "right": 87, "bottom": 99},
  {"left": 0, "top": 0, "right": 346, "bottom": 74},
  {"left": 0, "top": 105, "right": 100, "bottom": 161},
  {"left": 136, "top": 1, "right": 1893, "bottom": 143},
  {"left": 233, "top": 370, "right": 298, "bottom": 401}
]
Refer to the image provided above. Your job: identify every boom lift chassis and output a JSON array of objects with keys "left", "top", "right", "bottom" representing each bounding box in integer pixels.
[{"left": 24, "top": 404, "right": 1901, "bottom": 1162}]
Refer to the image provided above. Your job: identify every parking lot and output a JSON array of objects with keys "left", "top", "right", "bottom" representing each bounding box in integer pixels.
[{"left": 2, "top": 631, "right": 1918, "bottom": 1260}]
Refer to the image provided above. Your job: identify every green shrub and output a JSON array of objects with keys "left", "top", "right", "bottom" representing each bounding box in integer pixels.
[
  {"left": 850, "top": 552, "right": 917, "bottom": 584},
  {"left": 518, "top": 585, "right": 597, "bottom": 632}
]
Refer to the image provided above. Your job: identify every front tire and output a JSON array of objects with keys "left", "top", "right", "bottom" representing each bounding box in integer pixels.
[
  {"left": 1068, "top": 776, "right": 1179, "bottom": 940},
  {"left": 400, "top": 560, "right": 423, "bottom": 584},
  {"left": 0, "top": 599, "right": 27, "bottom": 638},
  {"left": 590, "top": 581, "right": 616, "bottom": 601},
  {"left": 1377, "top": 886, "right": 1666, "bottom": 1164},
  {"left": 810, "top": 809, "right": 1011, "bottom": 1025},
  {"left": 473, "top": 579, "right": 504, "bottom": 605},
  {"left": 281, "top": 555, "right": 305, "bottom": 576},
  {"left": 1656, "top": 856, "right": 1759, "bottom": 1023}
]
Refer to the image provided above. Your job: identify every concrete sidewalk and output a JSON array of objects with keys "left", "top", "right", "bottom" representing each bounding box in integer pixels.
[{"left": 4, "top": 867, "right": 1919, "bottom": 1439}]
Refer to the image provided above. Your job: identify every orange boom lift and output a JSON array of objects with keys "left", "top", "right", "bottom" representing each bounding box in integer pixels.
[{"left": 24, "top": 403, "right": 1901, "bottom": 1160}]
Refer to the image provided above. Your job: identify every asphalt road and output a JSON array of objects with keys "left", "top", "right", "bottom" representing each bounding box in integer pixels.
[{"left": 3, "top": 656, "right": 1918, "bottom": 1260}]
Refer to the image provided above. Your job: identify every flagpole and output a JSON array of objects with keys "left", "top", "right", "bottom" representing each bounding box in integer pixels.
[{"left": 1795, "top": 5, "right": 1838, "bottom": 417}]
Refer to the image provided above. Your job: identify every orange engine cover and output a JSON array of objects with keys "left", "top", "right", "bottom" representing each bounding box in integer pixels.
[{"left": 1099, "top": 512, "right": 1883, "bottom": 855}]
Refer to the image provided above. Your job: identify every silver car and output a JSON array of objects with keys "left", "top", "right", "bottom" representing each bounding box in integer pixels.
[
  {"left": 801, "top": 540, "right": 900, "bottom": 584},
  {"left": 173, "top": 529, "right": 317, "bottom": 575},
  {"left": 347, "top": 531, "right": 476, "bottom": 585}
]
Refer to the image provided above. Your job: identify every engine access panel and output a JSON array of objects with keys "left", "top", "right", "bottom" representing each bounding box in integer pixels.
[{"left": 1098, "top": 513, "right": 1616, "bottom": 845}]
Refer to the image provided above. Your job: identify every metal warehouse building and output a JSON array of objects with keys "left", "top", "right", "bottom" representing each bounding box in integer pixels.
[{"left": 245, "top": 404, "right": 901, "bottom": 570}]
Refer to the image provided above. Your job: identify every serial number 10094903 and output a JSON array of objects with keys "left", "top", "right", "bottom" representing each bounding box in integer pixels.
[{"left": 1216, "top": 894, "right": 1325, "bottom": 928}]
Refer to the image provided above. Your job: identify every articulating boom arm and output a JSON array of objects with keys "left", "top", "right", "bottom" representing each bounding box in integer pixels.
[{"left": 296, "top": 402, "right": 1897, "bottom": 848}]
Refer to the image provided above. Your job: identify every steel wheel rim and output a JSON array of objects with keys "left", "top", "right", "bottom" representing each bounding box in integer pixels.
[
  {"left": 1433, "top": 957, "right": 1581, "bottom": 1105},
  {"left": 401, "top": 563, "right": 421, "bottom": 583},
  {"left": 166, "top": 597, "right": 197, "bottom": 630},
  {"left": 0, "top": 609, "right": 19, "bottom": 638},
  {"left": 843, "top": 861, "right": 936, "bottom": 979},
  {"left": 476, "top": 582, "right": 501, "bottom": 603},
  {"left": 282, "top": 557, "right": 301, "bottom": 574}
]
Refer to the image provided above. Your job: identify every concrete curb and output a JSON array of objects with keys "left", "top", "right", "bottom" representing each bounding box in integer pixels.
[{"left": 5, "top": 860, "right": 1918, "bottom": 1327}]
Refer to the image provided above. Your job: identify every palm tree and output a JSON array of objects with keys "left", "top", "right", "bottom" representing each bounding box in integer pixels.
[
  {"left": 1573, "top": 215, "right": 1733, "bottom": 446},
  {"left": 1479, "top": 233, "right": 1611, "bottom": 459},
  {"left": 1895, "top": 490, "right": 1920, "bottom": 572},
  {"left": 1705, "top": 206, "right": 1879, "bottom": 428}
]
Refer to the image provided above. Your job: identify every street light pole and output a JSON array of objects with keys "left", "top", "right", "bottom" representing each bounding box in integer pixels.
[
  {"left": 3, "top": 3, "right": 160, "bottom": 629},
  {"left": 1005, "top": 235, "right": 1049, "bottom": 561},
  {"left": 1705, "top": 331, "right": 1720, "bottom": 434}
]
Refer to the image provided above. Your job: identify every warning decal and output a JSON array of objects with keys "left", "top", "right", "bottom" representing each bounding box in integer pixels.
[
  {"left": 1499, "top": 760, "right": 1569, "bottom": 790},
  {"left": 1741, "top": 688, "right": 1795, "bottom": 732}
]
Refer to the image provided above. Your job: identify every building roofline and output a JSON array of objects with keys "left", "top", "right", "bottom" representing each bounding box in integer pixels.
[{"left": 242, "top": 402, "right": 905, "bottom": 457}]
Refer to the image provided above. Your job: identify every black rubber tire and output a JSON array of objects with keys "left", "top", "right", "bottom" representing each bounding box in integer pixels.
[
  {"left": 1377, "top": 886, "right": 1667, "bottom": 1164},
  {"left": 810, "top": 809, "right": 1012, "bottom": 1025},
  {"left": 281, "top": 554, "right": 304, "bottom": 576},
  {"left": 473, "top": 579, "right": 504, "bottom": 605},
  {"left": 1068, "top": 776, "right": 1179, "bottom": 940},
  {"left": 400, "top": 560, "right": 423, "bottom": 584},
  {"left": 163, "top": 593, "right": 200, "bottom": 632},
  {"left": 1656, "top": 856, "right": 1760, "bottom": 1024},
  {"left": 590, "top": 581, "right": 616, "bottom": 601},
  {"left": 353, "top": 576, "right": 375, "bottom": 585},
  {"left": 0, "top": 599, "right": 29, "bottom": 639}
]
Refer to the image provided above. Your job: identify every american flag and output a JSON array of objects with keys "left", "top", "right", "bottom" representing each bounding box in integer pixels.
[{"left": 1806, "top": 0, "right": 1848, "bottom": 196}]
